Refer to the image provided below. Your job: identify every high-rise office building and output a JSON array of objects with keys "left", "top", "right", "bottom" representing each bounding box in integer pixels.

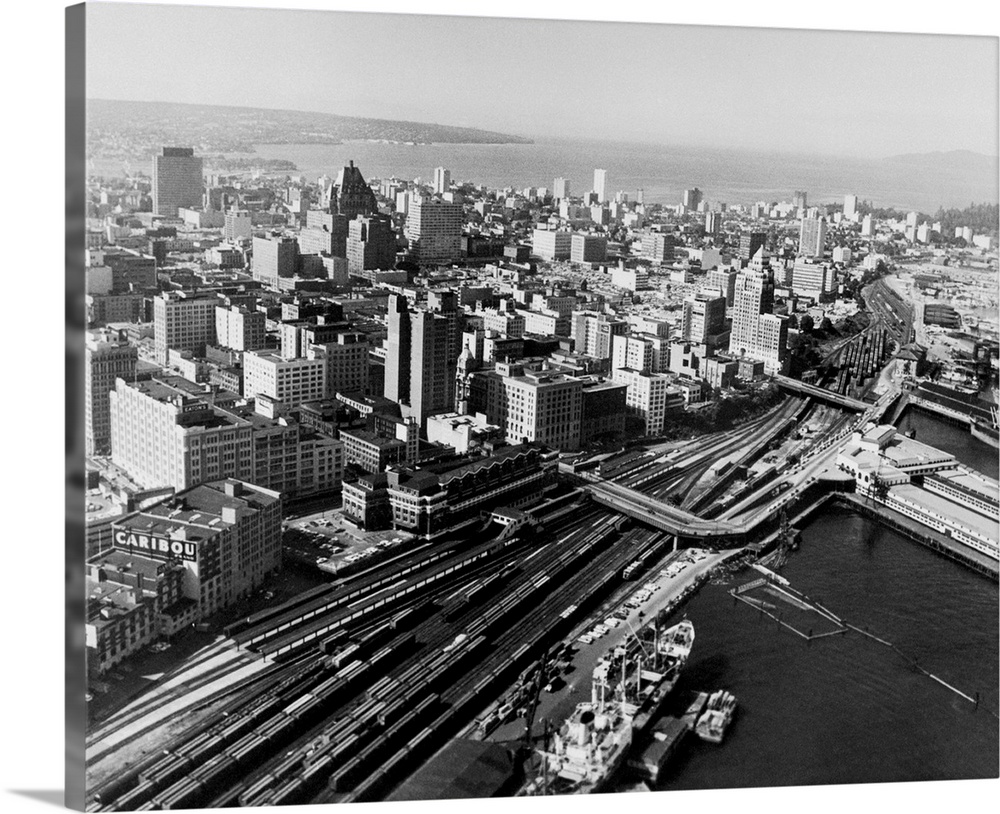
[
  {"left": 243, "top": 351, "right": 327, "bottom": 408},
  {"left": 706, "top": 268, "right": 739, "bottom": 307},
  {"left": 793, "top": 191, "right": 808, "bottom": 212},
  {"left": 405, "top": 196, "right": 463, "bottom": 265},
  {"left": 681, "top": 292, "right": 727, "bottom": 344},
  {"left": 570, "top": 233, "right": 608, "bottom": 264},
  {"left": 346, "top": 214, "right": 397, "bottom": 275},
  {"left": 152, "top": 147, "right": 203, "bottom": 218},
  {"left": 799, "top": 216, "right": 827, "bottom": 258},
  {"left": 553, "top": 177, "right": 570, "bottom": 201},
  {"left": 153, "top": 292, "right": 218, "bottom": 365},
  {"left": 844, "top": 194, "right": 859, "bottom": 219},
  {"left": 215, "top": 304, "right": 266, "bottom": 352},
  {"left": 433, "top": 167, "right": 451, "bottom": 195},
  {"left": 640, "top": 232, "right": 677, "bottom": 264},
  {"left": 683, "top": 187, "right": 703, "bottom": 210},
  {"left": 252, "top": 235, "right": 298, "bottom": 280},
  {"left": 572, "top": 311, "right": 629, "bottom": 360},
  {"left": 384, "top": 292, "right": 460, "bottom": 427},
  {"left": 333, "top": 161, "right": 378, "bottom": 219},
  {"left": 86, "top": 328, "right": 138, "bottom": 457},
  {"left": 705, "top": 210, "right": 721, "bottom": 236},
  {"left": 728, "top": 267, "right": 786, "bottom": 373},
  {"left": 861, "top": 214, "right": 875, "bottom": 237},
  {"left": 223, "top": 210, "right": 252, "bottom": 242},
  {"left": 468, "top": 362, "right": 583, "bottom": 451},
  {"left": 593, "top": 169, "right": 607, "bottom": 203},
  {"left": 110, "top": 376, "right": 254, "bottom": 490},
  {"left": 739, "top": 230, "right": 767, "bottom": 261},
  {"left": 791, "top": 260, "right": 836, "bottom": 302}
]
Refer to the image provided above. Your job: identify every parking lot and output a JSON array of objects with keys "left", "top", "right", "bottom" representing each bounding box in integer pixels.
[{"left": 282, "top": 509, "right": 417, "bottom": 575}]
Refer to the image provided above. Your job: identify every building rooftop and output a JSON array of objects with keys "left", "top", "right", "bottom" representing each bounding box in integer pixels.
[{"left": 890, "top": 483, "right": 999, "bottom": 543}]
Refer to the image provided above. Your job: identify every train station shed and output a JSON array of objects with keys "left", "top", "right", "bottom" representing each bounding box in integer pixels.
[{"left": 387, "top": 739, "right": 518, "bottom": 801}]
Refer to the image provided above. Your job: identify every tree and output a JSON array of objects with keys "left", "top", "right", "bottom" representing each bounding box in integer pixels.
[{"left": 799, "top": 314, "right": 815, "bottom": 333}]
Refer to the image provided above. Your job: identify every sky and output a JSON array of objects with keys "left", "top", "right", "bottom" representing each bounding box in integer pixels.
[{"left": 84, "top": 1, "right": 999, "bottom": 160}]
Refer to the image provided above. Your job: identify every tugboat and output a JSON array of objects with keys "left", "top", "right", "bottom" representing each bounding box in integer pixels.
[{"left": 694, "top": 690, "right": 737, "bottom": 743}]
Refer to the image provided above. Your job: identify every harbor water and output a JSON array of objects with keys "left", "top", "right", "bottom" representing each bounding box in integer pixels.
[
  {"left": 234, "top": 139, "right": 993, "bottom": 212},
  {"left": 654, "top": 506, "right": 998, "bottom": 791},
  {"left": 897, "top": 408, "right": 999, "bottom": 480}
]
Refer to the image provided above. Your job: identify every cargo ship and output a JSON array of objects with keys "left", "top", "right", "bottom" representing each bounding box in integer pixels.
[{"left": 536, "top": 619, "right": 694, "bottom": 794}]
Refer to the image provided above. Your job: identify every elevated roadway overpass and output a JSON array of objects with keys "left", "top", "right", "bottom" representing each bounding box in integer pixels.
[{"left": 773, "top": 375, "right": 869, "bottom": 412}]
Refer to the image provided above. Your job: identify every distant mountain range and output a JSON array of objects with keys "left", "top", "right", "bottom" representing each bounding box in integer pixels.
[
  {"left": 882, "top": 149, "right": 999, "bottom": 170},
  {"left": 86, "top": 99, "right": 532, "bottom": 161}
]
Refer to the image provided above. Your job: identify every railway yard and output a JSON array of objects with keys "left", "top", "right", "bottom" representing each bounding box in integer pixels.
[{"left": 82, "top": 280, "right": 918, "bottom": 808}]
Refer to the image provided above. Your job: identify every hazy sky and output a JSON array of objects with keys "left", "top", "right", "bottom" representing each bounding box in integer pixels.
[{"left": 86, "top": 2, "right": 999, "bottom": 159}]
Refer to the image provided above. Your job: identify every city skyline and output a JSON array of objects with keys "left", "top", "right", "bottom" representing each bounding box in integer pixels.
[{"left": 86, "top": 2, "right": 999, "bottom": 161}]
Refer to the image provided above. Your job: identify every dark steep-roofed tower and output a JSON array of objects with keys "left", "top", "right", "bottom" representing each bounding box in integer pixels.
[{"left": 333, "top": 160, "right": 378, "bottom": 219}]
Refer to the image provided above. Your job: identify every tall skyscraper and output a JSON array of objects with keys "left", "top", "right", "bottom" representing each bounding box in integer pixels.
[
  {"left": 593, "top": 169, "right": 607, "bottom": 203},
  {"left": 252, "top": 234, "right": 298, "bottom": 280},
  {"left": 683, "top": 187, "right": 703, "bottom": 210},
  {"left": 799, "top": 216, "right": 827, "bottom": 258},
  {"left": 333, "top": 161, "right": 378, "bottom": 219},
  {"left": 553, "top": 177, "right": 570, "bottom": 201},
  {"left": 405, "top": 196, "right": 463, "bottom": 265},
  {"left": 793, "top": 190, "right": 808, "bottom": 211},
  {"left": 433, "top": 167, "right": 451, "bottom": 195},
  {"left": 728, "top": 267, "right": 786, "bottom": 373},
  {"left": 152, "top": 147, "right": 204, "bottom": 217},
  {"left": 384, "top": 292, "right": 460, "bottom": 427},
  {"left": 843, "top": 194, "right": 858, "bottom": 219}
]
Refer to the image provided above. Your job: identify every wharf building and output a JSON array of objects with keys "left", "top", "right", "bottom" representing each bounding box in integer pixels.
[
  {"left": 153, "top": 292, "right": 219, "bottom": 366},
  {"left": 798, "top": 216, "right": 827, "bottom": 259},
  {"left": 86, "top": 328, "right": 138, "bottom": 457},
  {"left": 836, "top": 425, "right": 998, "bottom": 561},
  {"left": 152, "top": 147, "right": 204, "bottom": 218},
  {"left": 384, "top": 292, "right": 460, "bottom": 429},
  {"left": 405, "top": 196, "right": 463, "bottom": 265},
  {"left": 342, "top": 443, "right": 553, "bottom": 539}
]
